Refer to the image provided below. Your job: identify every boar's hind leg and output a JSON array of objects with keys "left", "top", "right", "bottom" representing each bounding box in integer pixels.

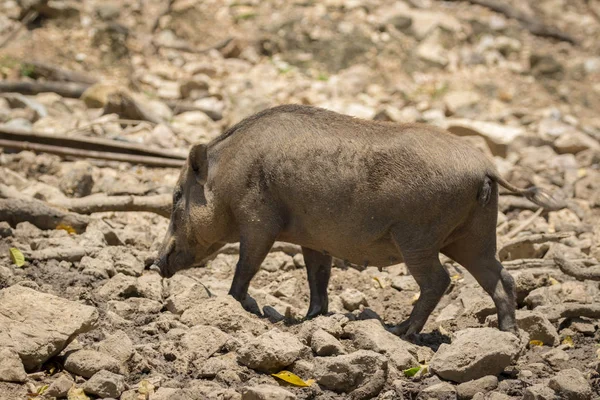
[
  {"left": 443, "top": 239, "right": 517, "bottom": 333},
  {"left": 392, "top": 245, "right": 451, "bottom": 336},
  {"left": 302, "top": 247, "right": 332, "bottom": 319},
  {"left": 228, "top": 229, "right": 277, "bottom": 305}
]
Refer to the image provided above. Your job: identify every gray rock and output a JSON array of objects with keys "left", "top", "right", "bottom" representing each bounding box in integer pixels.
[
  {"left": 64, "top": 349, "right": 120, "bottom": 378},
  {"left": 340, "top": 288, "right": 368, "bottom": 311},
  {"left": 80, "top": 256, "right": 115, "bottom": 279},
  {"left": 95, "top": 273, "right": 138, "bottom": 301},
  {"left": 165, "top": 274, "right": 211, "bottom": 314},
  {"left": 0, "top": 221, "right": 13, "bottom": 237},
  {"left": 3, "top": 93, "right": 48, "bottom": 120},
  {"left": 530, "top": 53, "right": 564, "bottom": 78},
  {"left": 523, "top": 384, "right": 557, "bottom": 400},
  {"left": 314, "top": 350, "right": 387, "bottom": 400},
  {"left": 46, "top": 373, "right": 75, "bottom": 397},
  {"left": 417, "top": 29, "right": 449, "bottom": 67},
  {"left": 238, "top": 328, "right": 306, "bottom": 373},
  {"left": 97, "top": 247, "right": 144, "bottom": 277},
  {"left": 429, "top": 328, "right": 520, "bottom": 383},
  {"left": 343, "top": 319, "right": 418, "bottom": 370},
  {"left": 136, "top": 272, "right": 163, "bottom": 301},
  {"left": 181, "top": 325, "right": 232, "bottom": 361},
  {"left": 487, "top": 311, "right": 559, "bottom": 346},
  {"left": 311, "top": 328, "right": 346, "bottom": 356},
  {"left": 241, "top": 384, "right": 296, "bottom": 400},
  {"left": 0, "top": 285, "right": 98, "bottom": 370},
  {"left": 554, "top": 131, "right": 600, "bottom": 154},
  {"left": 95, "top": 330, "right": 134, "bottom": 365},
  {"left": 196, "top": 353, "right": 238, "bottom": 378},
  {"left": 273, "top": 278, "right": 297, "bottom": 298},
  {"left": 59, "top": 161, "right": 94, "bottom": 198},
  {"left": 548, "top": 368, "right": 592, "bottom": 400},
  {"left": 445, "top": 119, "right": 524, "bottom": 158},
  {"left": 417, "top": 382, "right": 457, "bottom": 400},
  {"left": 542, "top": 348, "right": 570, "bottom": 370},
  {"left": 106, "top": 298, "right": 162, "bottom": 320},
  {"left": 81, "top": 370, "right": 125, "bottom": 398},
  {"left": 443, "top": 91, "right": 481, "bottom": 117},
  {"left": 456, "top": 375, "right": 498, "bottom": 399},
  {"left": 486, "top": 393, "right": 511, "bottom": 400},
  {"left": 0, "top": 348, "right": 27, "bottom": 382},
  {"left": 181, "top": 296, "right": 267, "bottom": 335},
  {"left": 261, "top": 252, "right": 293, "bottom": 272}
]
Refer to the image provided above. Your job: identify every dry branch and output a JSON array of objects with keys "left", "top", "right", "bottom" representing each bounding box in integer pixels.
[
  {"left": 554, "top": 257, "right": 600, "bottom": 281},
  {"left": 22, "top": 61, "right": 98, "bottom": 84},
  {"left": 448, "top": 0, "right": 576, "bottom": 44},
  {"left": 0, "top": 125, "right": 186, "bottom": 160},
  {"left": 27, "top": 246, "right": 99, "bottom": 262},
  {"left": 0, "top": 80, "right": 91, "bottom": 98},
  {"left": 0, "top": 184, "right": 171, "bottom": 218},
  {"left": 502, "top": 208, "right": 544, "bottom": 239},
  {"left": 0, "top": 198, "right": 89, "bottom": 233},
  {"left": 498, "top": 232, "right": 570, "bottom": 261},
  {"left": 0, "top": 139, "right": 184, "bottom": 168},
  {"left": 54, "top": 193, "right": 172, "bottom": 218},
  {"left": 502, "top": 257, "right": 593, "bottom": 270}
]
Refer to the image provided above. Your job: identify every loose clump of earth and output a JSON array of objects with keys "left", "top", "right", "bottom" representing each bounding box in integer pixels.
[{"left": 1, "top": 0, "right": 600, "bottom": 399}]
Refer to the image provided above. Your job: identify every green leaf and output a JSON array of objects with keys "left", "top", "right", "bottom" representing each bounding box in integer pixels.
[
  {"left": 403, "top": 366, "right": 422, "bottom": 377},
  {"left": 9, "top": 248, "right": 25, "bottom": 267}
]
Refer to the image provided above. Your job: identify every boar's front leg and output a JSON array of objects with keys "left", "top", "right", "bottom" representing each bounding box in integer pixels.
[
  {"left": 391, "top": 246, "right": 451, "bottom": 336},
  {"left": 302, "top": 247, "right": 332, "bottom": 319},
  {"left": 228, "top": 228, "right": 277, "bottom": 306}
]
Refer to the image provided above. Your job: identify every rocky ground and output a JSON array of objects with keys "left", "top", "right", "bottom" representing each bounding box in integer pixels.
[{"left": 1, "top": 0, "right": 600, "bottom": 399}]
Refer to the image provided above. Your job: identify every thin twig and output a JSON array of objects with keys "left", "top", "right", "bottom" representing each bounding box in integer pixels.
[
  {"left": 0, "top": 125, "right": 186, "bottom": 160},
  {"left": 503, "top": 208, "right": 544, "bottom": 239},
  {"left": 0, "top": 139, "right": 184, "bottom": 168}
]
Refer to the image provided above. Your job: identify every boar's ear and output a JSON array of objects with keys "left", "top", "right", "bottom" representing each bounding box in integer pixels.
[{"left": 189, "top": 143, "right": 208, "bottom": 184}]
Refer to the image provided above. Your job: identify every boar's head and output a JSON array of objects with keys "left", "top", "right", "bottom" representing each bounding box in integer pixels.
[{"left": 153, "top": 143, "right": 226, "bottom": 278}]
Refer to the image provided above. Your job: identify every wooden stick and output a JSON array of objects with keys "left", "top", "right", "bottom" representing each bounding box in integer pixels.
[
  {"left": 0, "top": 125, "right": 187, "bottom": 160},
  {"left": 0, "top": 80, "right": 91, "bottom": 98},
  {"left": 54, "top": 193, "right": 172, "bottom": 218},
  {"left": 0, "top": 198, "right": 89, "bottom": 233},
  {"left": 0, "top": 184, "right": 171, "bottom": 218},
  {"left": 502, "top": 258, "right": 593, "bottom": 270},
  {"left": 21, "top": 60, "right": 98, "bottom": 84},
  {"left": 503, "top": 208, "right": 544, "bottom": 239},
  {"left": 554, "top": 257, "right": 600, "bottom": 281},
  {"left": 0, "top": 139, "right": 184, "bottom": 168}
]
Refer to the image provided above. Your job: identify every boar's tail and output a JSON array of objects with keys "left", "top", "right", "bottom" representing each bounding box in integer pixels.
[{"left": 486, "top": 172, "right": 565, "bottom": 211}]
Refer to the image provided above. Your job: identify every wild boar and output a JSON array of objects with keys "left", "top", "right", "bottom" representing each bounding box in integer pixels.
[{"left": 153, "top": 104, "right": 561, "bottom": 335}]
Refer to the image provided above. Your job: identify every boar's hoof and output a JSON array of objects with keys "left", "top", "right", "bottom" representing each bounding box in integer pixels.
[
  {"left": 239, "top": 295, "right": 263, "bottom": 317},
  {"left": 305, "top": 305, "right": 328, "bottom": 320},
  {"left": 389, "top": 319, "right": 412, "bottom": 336}
]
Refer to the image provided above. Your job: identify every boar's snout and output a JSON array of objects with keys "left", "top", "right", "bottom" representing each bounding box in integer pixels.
[{"left": 153, "top": 235, "right": 195, "bottom": 279}]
